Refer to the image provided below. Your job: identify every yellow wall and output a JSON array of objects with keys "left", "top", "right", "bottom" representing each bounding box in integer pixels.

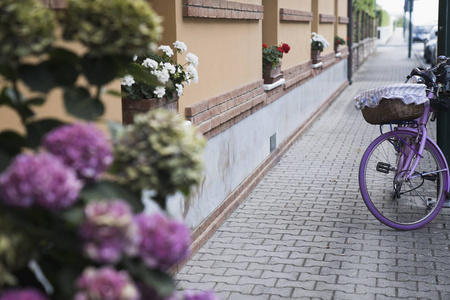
[
  {"left": 336, "top": 0, "right": 348, "bottom": 40},
  {"left": 262, "top": 0, "right": 279, "bottom": 47},
  {"left": 149, "top": 0, "right": 263, "bottom": 115},
  {"left": 147, "top": 1, "right": 176, "bottom": 50},
  {"left": 278, "top": 0, "right": 312, "bottom": 66},
  {"left": 316, "top": 0, "right": 335, "bottom": 55}
]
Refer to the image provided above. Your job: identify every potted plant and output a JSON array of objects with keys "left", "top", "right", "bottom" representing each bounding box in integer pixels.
[
  {"left": 121, "top": 41, "right": 199, "bottom": 124},
  {"left": 311, "top": 32, "right": 330, "bottom": 64},
  {"left": 334, "top": 35, "right": 346, "bottom": 53},
  {"left": 262, "top": 43, "right": 290, "bottom": 84}
]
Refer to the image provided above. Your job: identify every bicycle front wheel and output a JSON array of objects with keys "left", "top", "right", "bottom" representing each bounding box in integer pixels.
[{"left": 359, "top": 130, "right": 448, "bottom": 230}]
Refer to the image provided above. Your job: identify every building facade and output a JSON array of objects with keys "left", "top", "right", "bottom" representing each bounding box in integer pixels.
[
  {"left": 0, "top": 0, "right": 380, "bottom": 253},
  {"left": 149, "top": 0, "right": 352, "bottom": 253}
]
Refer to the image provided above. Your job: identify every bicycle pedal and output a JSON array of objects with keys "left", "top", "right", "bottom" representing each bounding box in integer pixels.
[{"left": 376, "top": 162, "right": 391, "bottom": 174}]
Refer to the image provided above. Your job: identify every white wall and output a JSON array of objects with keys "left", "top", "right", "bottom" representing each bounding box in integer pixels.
[{"left": 164, "top": 59, "right": 348, "bottom": 229}]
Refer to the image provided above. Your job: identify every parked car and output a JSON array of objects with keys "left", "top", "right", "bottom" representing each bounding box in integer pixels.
[
  {"left": 412, "top": 25, "right": 430, "bottom": 43},
  {"left": 424, "top": 25, "right": 438, "bottom": 65}
]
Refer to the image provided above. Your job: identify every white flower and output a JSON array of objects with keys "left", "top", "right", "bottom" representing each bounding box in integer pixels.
[
  {"left": 185, "top": 53, "right": 199, "bottom": 68},
  {"left": 175, "top": 83, "right": 184, "bottom": 96},
  {"left": 158, "top": 45, "right": 174, "bottom": 57},
  {"left": 186, "top": 64, "right": 198, "bottom": 84},
  {"left": 152, "top": 69, "right": 170, "bottom": 84},
  {"left": 173, "top": 41, "right": 187, "bottom": 53},
  {"left": 163, "top": 62, "right": 176, "bottom": 74},
  {"left": 311, "top": 33, "right": 330, "bottom": 48},
  {"left": 142, "top": 58, "right": 158, "bottom": 69},
  {"left": 154, "top": 86, "right": 166, "bottom": 98},
  {"left": 120, "top": 75, "right": 135, "bottom": 86}
]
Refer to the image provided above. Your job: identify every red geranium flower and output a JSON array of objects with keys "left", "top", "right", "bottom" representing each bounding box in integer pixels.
[
  {"left": 281, "top": 43, "right": 290, "bottom": 54},
  {"left": 262, "top": 43, "right": 268, "bottom": 48}
]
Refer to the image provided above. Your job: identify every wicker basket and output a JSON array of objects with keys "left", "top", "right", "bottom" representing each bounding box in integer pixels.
[{"left": 361, "top": 98, "right": 425, "bottom": 125}]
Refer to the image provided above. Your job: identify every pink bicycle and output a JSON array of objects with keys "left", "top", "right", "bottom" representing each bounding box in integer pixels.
[{"left": 358, "top": 57, "right": 450, "bottom": 230}]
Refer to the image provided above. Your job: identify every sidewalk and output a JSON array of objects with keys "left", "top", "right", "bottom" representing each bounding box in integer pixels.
[{"left": 175, "top": 29, "right": 450, "bottom": 300}]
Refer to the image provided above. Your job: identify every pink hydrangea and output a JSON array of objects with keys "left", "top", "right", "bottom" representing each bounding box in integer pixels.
[
  {"left": 0, "top": 153, "right": 81, "bottom": 210},
  {"left": 0, "top": 287, "right": 49, "bottom": 300},
  {"left": 183, "top": 290, "right": 220, "bottom": 300},
  {"left": 134, "top": 212, "right": 191, "bottom": 270},
  {"left": 42, "top": 122, "right": 113, "bottom": 181},
  {"left": 79, "top": 200, "right": 138, "bottom": 263},
  {"left": 74, "top": 266, "right": 140, "bottom": 300}
]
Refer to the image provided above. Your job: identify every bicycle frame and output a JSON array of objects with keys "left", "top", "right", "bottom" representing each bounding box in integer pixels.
[{"left": 389, "top": 104, "right": 450, "bottom": 196}]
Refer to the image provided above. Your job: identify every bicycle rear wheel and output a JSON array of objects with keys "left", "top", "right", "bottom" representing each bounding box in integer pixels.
[{"left": 359, "top": 130, "right": 448, "bottom": 230}]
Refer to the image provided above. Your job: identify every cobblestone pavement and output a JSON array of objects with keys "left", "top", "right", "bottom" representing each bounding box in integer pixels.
[{"left": 175, "top": 29, "right": 450, "bottom": 300}]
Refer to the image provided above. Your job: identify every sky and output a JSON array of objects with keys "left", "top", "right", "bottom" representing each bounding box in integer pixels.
[{"left": 376, "top": 0, "right": 439, "bottom": 25}]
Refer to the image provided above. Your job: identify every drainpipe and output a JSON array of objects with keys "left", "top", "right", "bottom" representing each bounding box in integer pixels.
[
  {"left": 407, "top": 0, "right": 413, "bottom": 58},
  {"left": 437, "top": 0, "right": 450, "bottom": 164},
  {"left": 347, "top": 0, "right": 353, "bottom": 84}
]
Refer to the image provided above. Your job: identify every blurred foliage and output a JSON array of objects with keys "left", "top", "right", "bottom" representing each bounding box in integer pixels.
[
  {"left": 0, "top": 0, "right": 206, "bottom": 299},
  {"left": 377, "top": 8, "right": 391, "bottom": 27},
  {"left": 58, "top": 0, "right": 162, "bottom": 57},
  {"left": 353, "top": 0, "right": 376, "bottom": 17},
  {"left": 112, "top": 110, "right": 205, "bottom": 209},
  {"left": 0, "top": 0, "right": 55, "bottom": 66}
]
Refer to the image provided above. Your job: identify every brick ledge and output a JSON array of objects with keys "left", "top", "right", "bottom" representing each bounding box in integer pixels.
[
  {"left": 182, "top": 0, "right": 263, "bottom": 20},
  {"left": 280, "top": 8, "right": 313, "bottom": 22}
]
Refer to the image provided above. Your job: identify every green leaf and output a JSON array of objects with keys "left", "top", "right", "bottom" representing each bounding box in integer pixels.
[
  {"left": 0, "top": 64, "right": 16, "bottom": 81},
  {"left": 0, "top": 87, "right": 35, "bottom": 121},
  {"left": 0, "top": 87, "right": 15, "bottom": 108},
  {"left": 0, "top": 130, "right": 26, "bottom": 156},
  {"left": 80, "top": 181, "right": 143, "bottom": 212},
  {"left": 81, "top": 55, "right": 117, "bottom": 86},
  {"left": 26, "top": 97, "right": 45, "bottom": 106},
  {"left": 25, "top": 118, "right": 66, "bottom": 148},
  {"left": 140, "top": 268, "right": 175, "bottom": 297},
  {"left": 48, "top": 48, "right": 80, "bottom": 86},
  {"left": 60, "top": 207, "right": 84, "bottom": 226},
  {"left": 125, "top": 63, "right": 158, "bottom": 86},
  {"left": 105, "top": 89, "right": 122, "bottom": 97},
  {"left": 122, "top": 258, "right": 175, "bottom": 297},
  {"left": 63, "top": 87, "right": 104, "bottom": 120},
  {"left": 0, "top": 149, "right": 12, "bottom": 173},
  {"left": 18, "top": 62, "right": 55, "bottom": 93}
]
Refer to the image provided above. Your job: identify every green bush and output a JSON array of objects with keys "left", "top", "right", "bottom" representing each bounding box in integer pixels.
[
  {"left": 0, "top": 0, "right": 55, "bottom": 65},
  {"left": 58, "top": 0, "right": 162, "bottom": 57},
  {"left": 378, "top": 9, "right": 390, "bottom": 27}
]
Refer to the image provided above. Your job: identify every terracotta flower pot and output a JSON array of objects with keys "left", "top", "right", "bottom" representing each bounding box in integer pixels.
[
  {"left": 311, "top": 49, "right": 322, "bottom": 64},
  {"left": 334, "top": 44, "right": 340, "bottom": 53},
  {"left": 122, "top": 94, "right": 179, "bottom": 125},
  {"left": 263, "top": 61, "right": 282, "bottom": 84}
]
